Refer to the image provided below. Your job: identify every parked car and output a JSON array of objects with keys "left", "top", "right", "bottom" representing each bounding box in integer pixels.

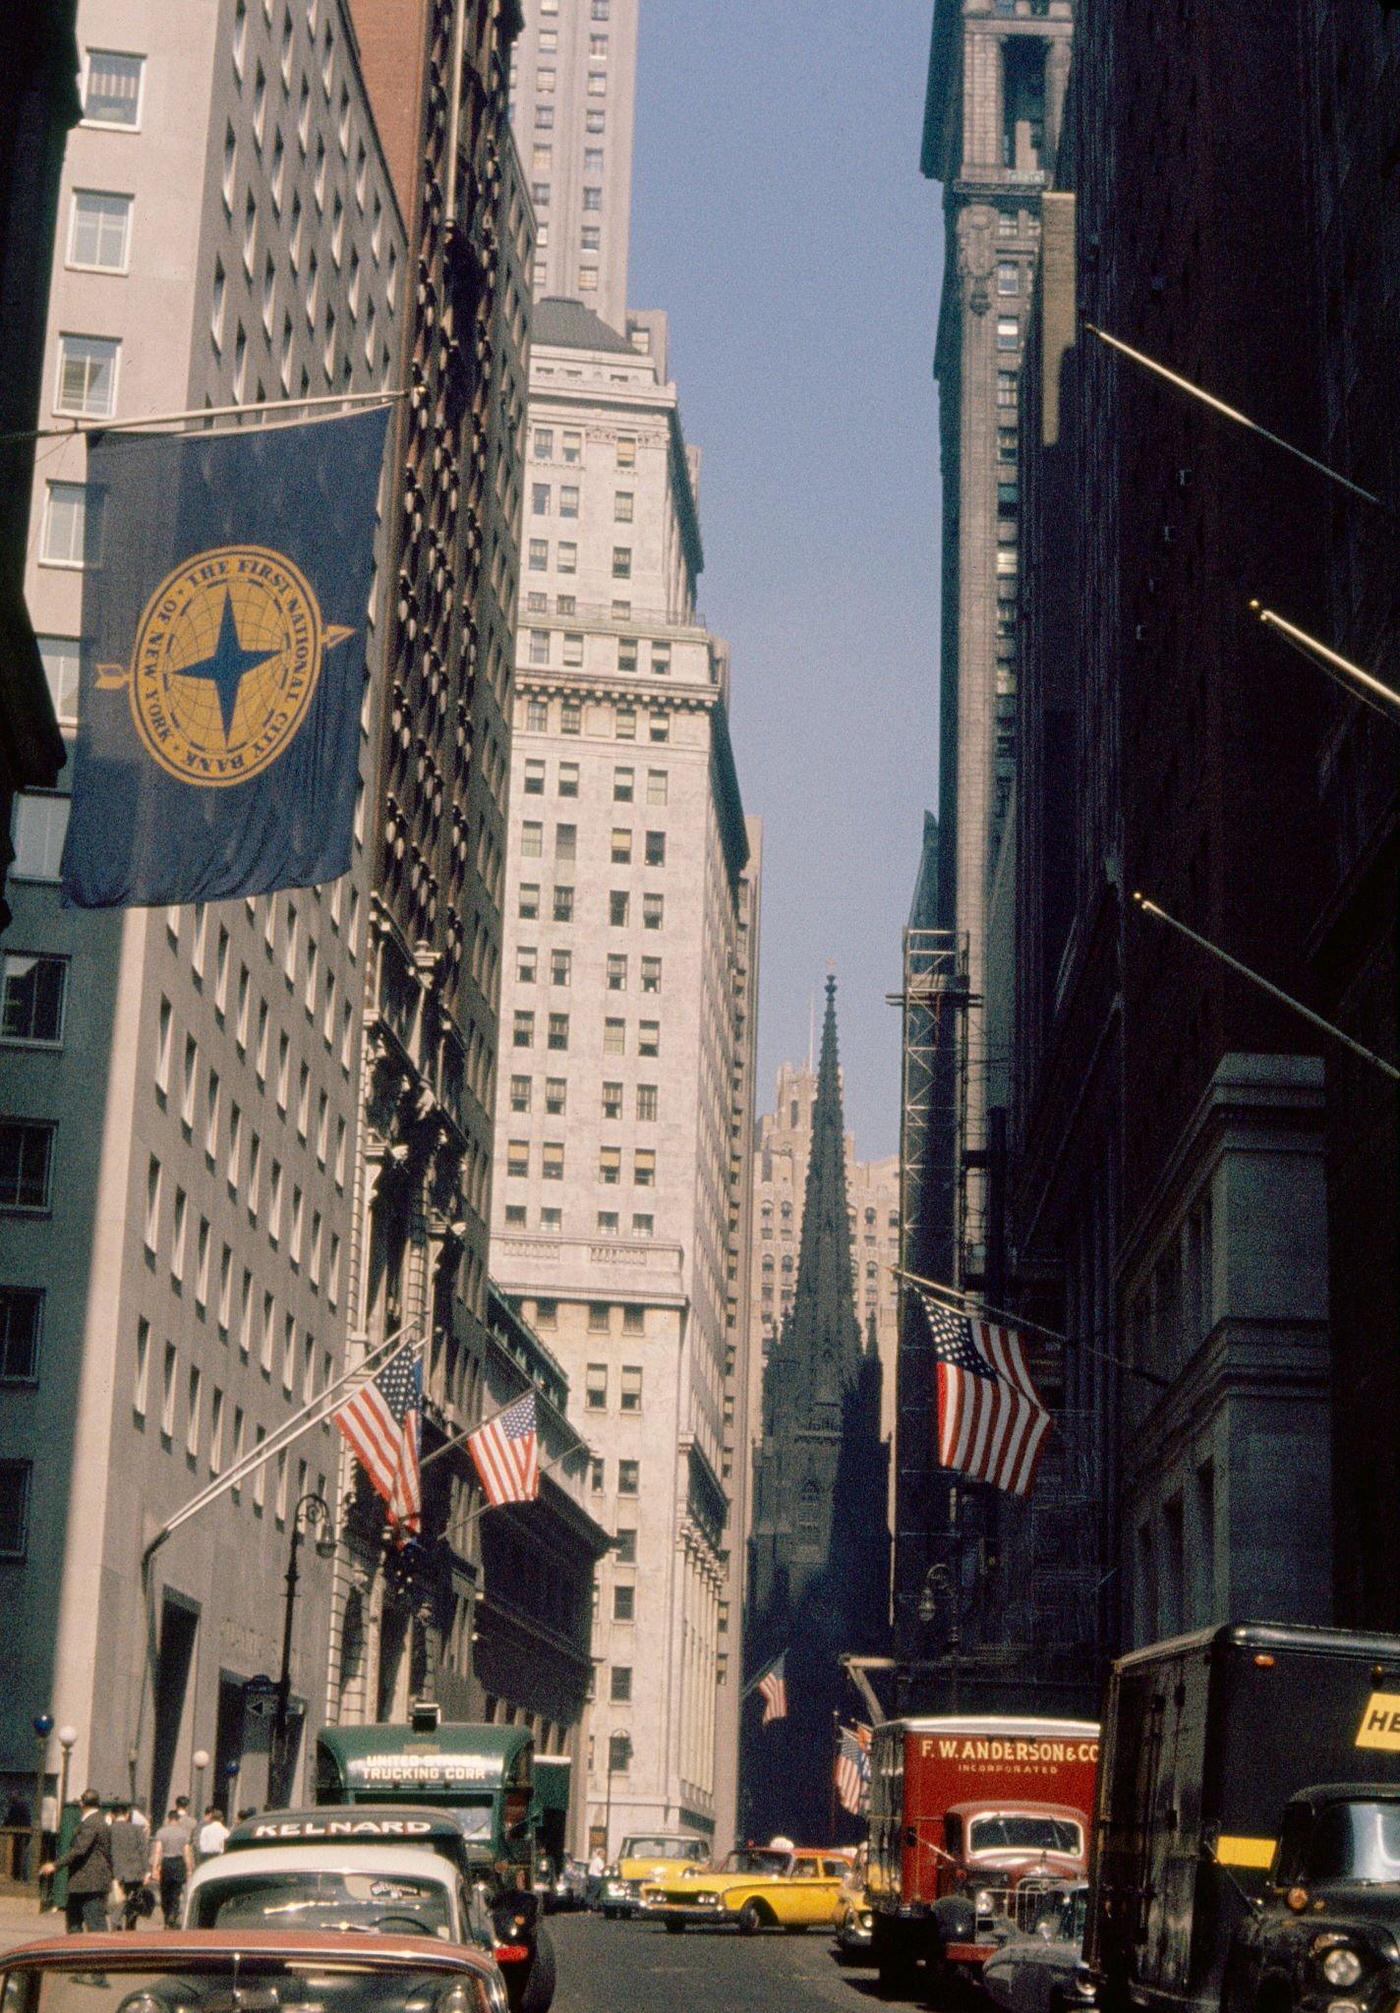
[
  {"left": 599, "top": 1832, "right": 709, "bottom": 1918},
  {"left": 834, "top": 1846, "right": 876, "bottom": 1963},
  {"left": 641, "top": 1844, "right": 848, "bottom": 1934},
  {"left": 551, "top": 1858, "right": 589, "bottom": 1912},
  {"left": 983, "top": 1884, "right": 1096, "bottom": 2013},
  {"left": 0, "top": 1931, "right": 509, "bottom": 2013}
]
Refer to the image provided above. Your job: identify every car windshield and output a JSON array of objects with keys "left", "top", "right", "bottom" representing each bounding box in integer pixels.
[
  {"left": 1307, "top": 1801, "right": 1400, "bottom": 1884},
  {"left": 188, "top": 1872, "right": 453, "bottom": 1936},
  {"left": 970, "top": 1816, "right": 1084, "bottom": 1857},
  {"left": 719, "top": 1850, "right": 788, "bottom": 1875},
  {"left": 0, "top": 1964, "right": 476, "bottom": 2013},
  {"left": 622, "top": 1838, "right": 702, "bottom": 1860}
]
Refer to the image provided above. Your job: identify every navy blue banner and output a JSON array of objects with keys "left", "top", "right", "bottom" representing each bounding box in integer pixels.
[{"left": 61, "top": 404, "right": 390, "bottom": 908}]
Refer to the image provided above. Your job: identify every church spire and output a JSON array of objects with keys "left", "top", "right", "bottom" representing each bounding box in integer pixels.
[{"left": 787, "top": 973, "right": 864, "bottom": 1424}]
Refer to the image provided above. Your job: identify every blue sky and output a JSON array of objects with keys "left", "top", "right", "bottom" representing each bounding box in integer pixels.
[{"left": 628, "top": 0, "right": 945, "bottom": 1160}]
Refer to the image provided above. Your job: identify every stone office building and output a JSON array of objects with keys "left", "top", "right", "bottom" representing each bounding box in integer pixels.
[
  {"left": 488, "top": 296, "right": 758, "bottom": 1854},
  {"left": 0, "top": 0, "right": 406, "bottom": 1814}
]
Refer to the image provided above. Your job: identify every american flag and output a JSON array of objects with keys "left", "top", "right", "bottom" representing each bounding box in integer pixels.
[
  {"left": 920, "top": 1292, "right": 1052, "bottom": 1498},
  {"left": 335, "top": 1347, "right": 422, "bottom": 1544},
  {"left": 758, "top": 1653, "right": 787, "bottom": 1724},
  {"left": 835, "top": 1724, "right": 871, "bottom": 1817},
  {"left": 466, "top": 1392, "right": 540, "bottom": 1507}
]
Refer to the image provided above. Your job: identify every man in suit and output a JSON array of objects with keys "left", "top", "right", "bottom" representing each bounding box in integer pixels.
[{"left": 40, "top": 1790, "right": 113, "bottom": 1932}]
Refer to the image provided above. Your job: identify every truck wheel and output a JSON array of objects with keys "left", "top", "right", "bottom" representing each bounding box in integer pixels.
[
  {"left": 664, "top": 1917, "right": 686, "bottom": 1935},
  {"left": 516, "top": 1927, "right": 556, "bottom": 2013},
  {"left": 738, "top": 1900, "right": 769, "bottom": 1935}
]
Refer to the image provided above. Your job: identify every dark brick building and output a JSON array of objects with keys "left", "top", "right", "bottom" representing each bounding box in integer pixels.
[{"left": 1012, "top": 0, "right": 1346, "bottom": 1649}]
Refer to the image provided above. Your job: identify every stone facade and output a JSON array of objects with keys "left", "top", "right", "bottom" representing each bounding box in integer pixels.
[
  {"left": 328, "top": 0, "right": 531, "bottom": 1730},
  {"left": 0, "top": 0, "right": 405, "bottom": 1812},
  {"left": 488, "top": 298, "right": 755, "bottom": 1852}
]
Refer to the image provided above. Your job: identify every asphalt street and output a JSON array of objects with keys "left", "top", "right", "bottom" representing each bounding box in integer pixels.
[{"left": 549, "top": 1909, "right": 896, "bottom": 2013}]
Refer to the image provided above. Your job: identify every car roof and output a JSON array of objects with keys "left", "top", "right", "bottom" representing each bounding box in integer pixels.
[
  {"left": 0, "top": 1931, "right": 494, "bottom": 1973},
  {"left": 189, "top": 1844, "right": 457, "bottom": 1882}
]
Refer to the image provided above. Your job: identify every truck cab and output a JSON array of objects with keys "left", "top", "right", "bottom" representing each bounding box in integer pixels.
[{"left": 1226, "top": 1787, "right": 1400, "bottom": 2013}]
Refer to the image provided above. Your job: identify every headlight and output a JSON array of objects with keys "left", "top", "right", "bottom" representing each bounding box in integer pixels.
[
  {"left": 1322, "top": 1949, "right": 1365, "bottom": 1989},
  {"left": 860, "top": 1911, "right": 873, "bottom": 1929},
  {"left": 975, "top": 1889, "right": 996, "bottom": 1916}
]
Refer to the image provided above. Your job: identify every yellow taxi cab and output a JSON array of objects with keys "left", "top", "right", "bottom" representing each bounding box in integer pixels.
[
  {"left": 834, "top": 1841, "right": 875, "bottom": 1962},
  {"left": 642, "top": 1839, "right": 848, "bottom": 1934},
  {"left": 599, "top": 1831, "right": 710, "bottom": 1918}
]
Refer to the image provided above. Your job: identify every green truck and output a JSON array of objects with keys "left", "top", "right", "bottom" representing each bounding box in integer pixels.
[{"left": 314, "top": 1707, "right": 554, "bottom": 2013}]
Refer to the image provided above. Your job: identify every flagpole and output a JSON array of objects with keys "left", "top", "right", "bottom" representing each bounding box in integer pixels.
[
  {"left": 419, "top": 1388, "right": 587, "bottom": 1480},
  {"left": 1083, "top": 324, "right": 1390, "bottom": 512},
  {"left": 141, "top": 1322, "right": 422, "bottom": 1565},
  {"left": 1132, "top": 892, "right": 1400, "bottom": 1083},
  {"left": 0, "top": 386, "right": 408, "bottom": 449},
  {"left": 441, "top": 1423, "right": 590, "bottom": 1535},
  {"left": 741, "top": 1650, "right": 784, "bottom": 1704},
  {"left": 1250, "top": 601, "right": 1400, "bottom": 721},
  {"left": 893, "top": 1265, "right": 1173, "bottom": 1392},
  {"left": 829, "top": 1711, "right": 840, "bottom": 1843}
]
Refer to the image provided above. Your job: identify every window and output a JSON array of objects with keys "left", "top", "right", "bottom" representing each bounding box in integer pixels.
[
  {"left": 558, "top": 760, "right": 579, "bottom": 797},
  {"left": 550, "top": 948, "right": 572, "bottom": 987},
  {"left": 524, "top": 758, "right": 545, "bottom": 795},
  {"left": 609, "top": 891, "right": 629, "bottom": 926},
  {"left": 611, "top": 546, "right": 631, "bottom": 579},
  {"left": 606, "top": 953, "right": 627, "bottom": 992},
  {"left": 617, "top": 637, "right": 638, "bottom": 673},
  {"left": 0, "top": 1463, "right": 32, "bottom": 1560},
  {"left": 42, "top": 481, "right": 100, "bottom": 567},
  {"left": 534, "top": 1299, "right": 558, "bottom": 1329},
  {"left": 620, "top": 1366, "right": 642, "bottom": 1413},
  {"left": 512, "top": 1010, "right": 534, "bottom": 1048},
  {"left": 555, "top": 821, "right": 577, "bottom": 859},
  {"left": 37, "top": 637, "right": 80, "bottom": 724},
  {"left": 531, "top": 482, "right": 550, "bottom": 517},
  {"left": 642, "top": 893, "right": 664, "bottom": 930},
  {"left": 84, "top": 50, "right": 144, "bottom": 125},
  {"left": 597, "top": 1209, "right": 619, "bottom": 1236},
  {"left": 616, "top": 708, "right": 636, "bottom": 741},
  {"left": 610, "top": 828, "right": 632, "bottom": 863},
  {"left": 533, "top": 427, "right": 553, "bottom": 460},
  {"left": 639, "top": 1020, "right": 660, "bottom": 1057},
  {"left": 613, "top": 766, "right": 634, "bottom": 801},
  {"left": 585, "top": 1363, "right": 607, "bottom": 1411},
  {"left": 590, "top": 1457, "right": 605, "bottom": 1493},
  {"left": 68, "top": 190, "right": 132, "bottom": 270},
  {"left": 516, "top": 945, "right": 538, "bottom": 984},
  {"left": 506, "top": 1139, "right": 529, "bottom": 1178},
  {"left": 603, "top": 1018, "right": 625, "bottom": 1056},
  {"left": 0, "top": 1290, "right": 42, "bottom": 1383},
  {"left": 622, "top": 1307, "right": 645, "bottom": 1337},
  {"left": 544, "top": 1077, "right": 567, "bottom": 1115},
  {"left": 528, "top": 538, "right": 548, "bottom": 572},
  {"left": 521, "top": 820, "right": 543, "bottom": 857},
  {"left": 644, "top": 831, "right": 666, "bottom": 866},
  {"left": 640, "top": 955, "right": 661, "bottom": 994},
  {"left": 561, "top": 429, "right": 581, "bottom": 465},
  {"left": 996, "top": 316, "right": 1019, "bottom": 351},
  {"left": 1, "top": 955, "right": 66, "bottom": 1044},
  {"left": 634, "top": 1149, "right": 655, "bottom": 1187},
  {"left": 613, "top": 1583, "right": 635, "bottom": 1621},
  {"left": 560, "top": 484, "right": 579, "bottom": 519},
  {"left": 636, "top": 1084, "right": 657, "bottom": 1122},
  {"left": 614, "top": 1526, "right": 636, "bottom": 1563},
  {"left": 542, "top": 1141, "right": 565, "bottom": 1180},
  {"left": 997, "top": 368, "right": 1018, "bottom": 407},
  {"left": 600, "top": 1145, "right": 621, "bottom": 1184},
  {"left": 519, "top": 883, "right": 540, "bottom": 920},
  {"left": 504, "top": 1204, "right": 526, "bottom": 1228},
  {"left": 509, "top": 1074, "right": 531, "bottom": 1113},
  {"left": 618, "top": 1460, "right": 639, "bottom": 1496},
  {"left": 539, "top": 1206, "right": 562, "bottom": 1234},
  {"left": 0, "top": 1124, "right": 53, "bottom": 1211},
  {"left": 602, "top": 1081, "right": 622, "bottom": 1119},
  {"left": 552, "top": 884, "right": 574, "bottom": 923},
  {"left": 547, "top": 1012, "right": 569, "bottom": 1051},
  {"left": 997, "top": 261, "right": 1019, "bottom": 294}
]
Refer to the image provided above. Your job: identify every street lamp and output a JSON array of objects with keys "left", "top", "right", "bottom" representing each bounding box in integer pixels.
[
  {"left": 30, "top": 1715, "right": 52, "bottom": 1888},
  {"left": 271, "top": 1494, "right": 335, "bottom": 1808},
  {"left": 56, "top": 1728, "right": 76, "bottom": 1823},
  {"left": 192, "top": 1749, "right": 210, "bottom": 1816},
  {"left": 602, "top": 1731, "right": 631, "bottom": 1862}
]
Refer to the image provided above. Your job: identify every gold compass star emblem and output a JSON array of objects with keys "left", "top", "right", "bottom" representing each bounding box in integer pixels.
[{"left": 110, "top": 544, "right": 354, "bottom": 787}]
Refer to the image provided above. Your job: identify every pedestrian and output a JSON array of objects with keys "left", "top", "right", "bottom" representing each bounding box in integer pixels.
[
  {"left": 40, "top": 1790, "right": 112, "bottom": 1933},
  {"left": 151, "top": 1806, "right": 193, "bottom": 1928},
  {"left": 586, "top": 1846, "right": 605, "bottom": 1909},
  {"left": 195, "top": 1805, "right": 228, "bottom": 1862},
  {"left": 108, "top": 1803, "right": 150, "bottom": 1929}
]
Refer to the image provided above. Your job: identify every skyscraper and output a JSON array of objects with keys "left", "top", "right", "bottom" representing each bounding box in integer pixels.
[
  {"left": 489, "top": 295, "right": 756, "bottom": 1853},
  {"left": 510, "top": 0, "right": 638, "bottom": 329},
  {"left": 0, "top": 0, "right": 405, "bottom": 1815}
]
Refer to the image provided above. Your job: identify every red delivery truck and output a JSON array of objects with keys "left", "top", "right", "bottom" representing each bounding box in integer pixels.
[{"left": 868, "top": 1714, "right": 1100, "bottom": 1997}]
